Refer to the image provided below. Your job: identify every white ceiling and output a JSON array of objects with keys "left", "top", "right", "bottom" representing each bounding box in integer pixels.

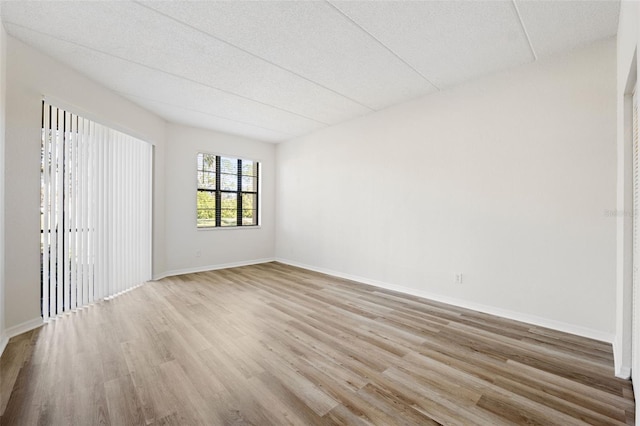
[{"left": 0, "top": 0, "right": 620, "bottom": 143}]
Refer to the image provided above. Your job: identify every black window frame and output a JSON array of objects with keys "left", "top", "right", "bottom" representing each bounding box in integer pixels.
[{"left": 196, "top": 153, "right": 259, "bottom": 228}]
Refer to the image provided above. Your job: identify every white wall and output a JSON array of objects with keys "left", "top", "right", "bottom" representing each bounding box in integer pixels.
[
  {"left": 163, "top": 123, "right": 275, "bottom": 276},
  {"left": 615, "top": 0, "right": 639, "bottom": 383},
  {"left": 4, "top": 37, "right": 166, "bottom": 332},
  {"left": 277, "top": 38, "right": 617, "bottom": 341},
  {"left": 0, "top": 22, "right": 7, "bottom": 354}
]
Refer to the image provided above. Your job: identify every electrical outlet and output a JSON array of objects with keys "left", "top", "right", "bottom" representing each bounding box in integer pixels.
[
  {"left": 455, "top": 273, "right": 463, "bottom": 284},
  {"left": 196, "top": 250, "right": 201, "bottom": 258}
]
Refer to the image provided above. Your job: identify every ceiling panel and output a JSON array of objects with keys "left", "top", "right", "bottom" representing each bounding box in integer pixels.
[
  {"left": 515, "top": 0, "right": 620, "bottom": 58},
  {"left": 139, "top": 0, "right": 437, "bottom": 111},
  {"left": 331, "top": 0, "right": 534, "bottom": 89},
  {"left": 124, "top": 94, "right": 293, "bottom": 143},
  {"left": 2, "top": 1, "right": 370, "bottom": 125},
  {"left": 6, "top": 23, "right": 325, "bottom": 138}
]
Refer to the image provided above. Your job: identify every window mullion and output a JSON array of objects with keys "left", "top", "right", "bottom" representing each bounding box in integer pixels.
[
  {"left": 237, "top": 159, "right": 242, "bottom": 226},
  {"left": 215, "top": 156, "right": 221, "bottom": 227}
]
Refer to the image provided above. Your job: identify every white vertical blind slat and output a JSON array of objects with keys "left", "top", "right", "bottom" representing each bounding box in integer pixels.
[
  {"left": 63, "top": 111, "right": 71, "bottom": 312},
  {"left": 114, "top": 135, "right": 121, "bottom": 295},
  {"left": 122, "top": 136, "right": 127, "bottom": 292},
  {"left": 633, "top": 88, "right": 639, "bottom": 382},
  {"left": 52, "top": 110, "right": 59, "bottom": 314},
  {"left": 55, "top": 109, "right": 64, "bottom": 316},
  {"left": 89, "top": 120, "right": 97, "bottom": 303},
  {"left": 68, "top": 113, "right": 77, "bottom": 311},
  {"left": 80, "top": 118, "right": 85, "bottom": 304},
  {"left": 41, "top": 104, "right": 50, "bottom": 321},
  {"left": 88, "top": 122, "right": 96, "bottom": 304},
  {"left": 82, "top": 119, "right": 90, "bottom": 305},
  {"left": 79, "top": 118, "right": 85, "bottom": 303},
  {"left": 48, "top": 108, "right": 55, "bottom": 315},
  {"left": 78, "top": 117, "right": 85, "bottom": 307},
  {"left": 107, "top": 132, "right": 114, "bottom": 298},
  {"left": 99, "top": 125, "right": 107, "bottom": 299}
]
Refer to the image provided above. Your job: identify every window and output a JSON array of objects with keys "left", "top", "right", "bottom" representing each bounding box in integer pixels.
[{"left": 197, "top": 153, "right": 259, "bottom": 228}]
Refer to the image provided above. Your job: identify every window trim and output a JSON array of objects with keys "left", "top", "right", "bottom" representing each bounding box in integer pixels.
[{"left": 196, "top": 152, "right": 260, "bottom": 229}]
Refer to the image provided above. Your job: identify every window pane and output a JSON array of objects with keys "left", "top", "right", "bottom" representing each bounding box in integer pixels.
[
  {"left": 221, "top": 210, "right": 237, "bottom": 226},
  {"left": 221, "top": 192, "right": 237, "bottom": 226},
  {"left": 204, "top": 154, "right": 216, "bottom": 171},
  {"left": 242, "top": 210, "right": 256, "bottom": 226},
  {"left": 206, "top": 172, "right": 216, "bottom": 189},
  {"left": 197, "top": 190, "right": 216, "bottom": 209},
  {"left": 221, "top": 192, "right": 237, "bottom": 207},
  {"left": 220, "top": 157, "right": 238, "bottom": 174},
  {"left": 241, "top": 176, "right": 255, "bottom": 192},
  {"left": 221, "top": 173, "right": 237, "bottom": 191},
  {"left": 197, "top": 214, "right": 216, "bottom": 228},
  {"left": 242, "top": 193, "right": 256, "bottom": 210},
  {"left": 198, "top": 171, "right": 215, "bottom": 189},
  {"left": 242, "top": 160, "right": 257, "bottom": 176},
  {"left": 198, "top": 153, "right": 216, "bottom": 173},
  {"left": 197, "top": 191, "right": 216, "bottom": 228}
]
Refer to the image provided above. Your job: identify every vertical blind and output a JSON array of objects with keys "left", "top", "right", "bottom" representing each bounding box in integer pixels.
[
  {"left": 633, "top": 88, "right": 639, "bottom": 381},
  {"left": 41, "top": 101, "right": 152, "bottom": 320}
]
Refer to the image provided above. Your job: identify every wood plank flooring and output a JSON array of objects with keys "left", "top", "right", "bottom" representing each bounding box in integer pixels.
[{"left": 0, "top": 262, "right": 634, "bottom": 425}]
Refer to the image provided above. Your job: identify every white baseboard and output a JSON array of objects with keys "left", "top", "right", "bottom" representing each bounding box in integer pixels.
[
  {"left": 0, "top": 317, "right": 44, "bottom": 358},
  {"left": 616, "top": 366, "right": 631, "bottom": 380},
  {"left": 5, "top": 318, "right": 44, "bottom": 339},
  {"left": 153, "top": 257, "right": 276, "bottom": 281},
  {"left": 276, "top": 258, "right": 615, "bottom": 344},
  {"left": 0, "top": 334, "right": 8, "bottom": 359},
  {"left": 613, "top": 339, "right": 631, "bottom": 379}
]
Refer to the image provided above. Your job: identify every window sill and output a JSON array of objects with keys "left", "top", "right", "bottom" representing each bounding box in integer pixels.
[{"left": 197, "top": 226, "right": 262, "bottom": 231}]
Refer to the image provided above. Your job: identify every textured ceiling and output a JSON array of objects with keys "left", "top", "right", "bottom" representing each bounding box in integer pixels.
[{"left": 0, "top": 0, "right": 620, "bottom": 143}]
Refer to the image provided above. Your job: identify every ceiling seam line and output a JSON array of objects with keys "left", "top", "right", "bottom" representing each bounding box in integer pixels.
[
  {"left": 115, "top": 91, "right": 296, "bottom": 136},
  {"left": 325, "top": 0, "right": 441, "bottom": 92},
  {"left": 511, "top": 0, "right": 537, "bottom": 61},
  {"left": 3, "top": 21, "right": 330, "bottom": 126},
  {"left": 132, "top": 0, "right": 375, "bottom": 112}
]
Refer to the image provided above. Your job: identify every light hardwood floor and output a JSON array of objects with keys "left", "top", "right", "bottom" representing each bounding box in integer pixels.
[{"left": 0, "top": 262, "right": 634, "bottom": 425}]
